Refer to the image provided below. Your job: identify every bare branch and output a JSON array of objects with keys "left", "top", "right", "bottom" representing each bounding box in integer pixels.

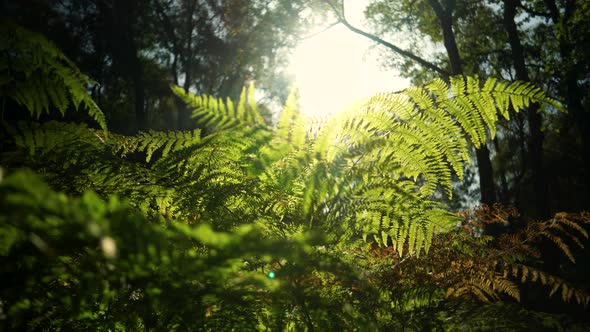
[
  {"left": 301, "top": 21, "right": 340, "bottom": 40},
  {"left": 323, "top": 0, "right": 343, "bottom": 19},
  {"left": 321, "top": 0, "right": 450, "bottom": 79},
  {"left": 517, "top": 3, "right": 551, "bottom": 18}
]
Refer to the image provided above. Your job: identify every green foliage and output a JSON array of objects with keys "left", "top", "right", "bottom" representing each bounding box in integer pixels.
[
  {"left": 111, "top": 129, "right": 202, "bottom": 163},
  {"left": 0, "top": 21, "right": 106, "bottom": 132},
  {"left": 0, "top": 170, "right": 336, "bottom": 330},
  {"left": 302, "top": 75, "right": 560, "bottom": 254},
  {"left": 4, "top": 74, "right": 562, "bottom": 255},
  {"left": 172, "top": 82, "right": 266, "bottom": 131},
  {"left": 1, "top": 23, "right": 588, "bottom": 330}
]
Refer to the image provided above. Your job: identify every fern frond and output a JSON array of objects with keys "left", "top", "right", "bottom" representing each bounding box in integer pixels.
[
  {"left": 112, "top": 129, "right": 201, "bottom": 162},
  {"left": 276, "top": 88, "right": 306, "bottom": 148},
  {"left": 0, "top": 21, "right": 107, "bottom": 132},
  {"left": 443, "top": 259, "right": 520, "bottom": 303},
  {"left": 8, "top": 121, "right": 104, "bottom": 160},
  {"left": 303, "top": 76, "right": 559, "bottom": 255},
  {"left": 3, "top": 121, "right": 187, "bottom": 217},
  {"left": 506, "top": 263, "right": 590, "bottom": 305},
  {"left": 359, "top": 75, "right": 559, "bottom": 198},
  {"left": 171, "top": 83, "right": 265, "bottom": 133},
  {"left": 255, "top": 88, "right": 308, "bottom": 173},
  {"left": 520, "top": 211, "right": 590, "bottom": 263}
]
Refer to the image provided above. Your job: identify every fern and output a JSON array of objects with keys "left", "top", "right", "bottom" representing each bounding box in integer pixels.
[
  {"left": 0, "top": 170, "right": 342, "bottom": 331},
  {"left": 4, "top": 71, "right": 562, "bottom": 256},
  {"left": 172, "top": 82, "right": 265, "bottom": 132},
  {"left": 257, "top": 88, "right": 307, "bottom": 169},
  {"left": 0, "top": 32, "right": 564, "bottom": 254},
  {"left": 3, "top": 22, "right": 589, "bottom": 330},
  {"left": 537, "top": 212, "right": 590, "bottom": 263},
  {"left": 291, "top": 75, "right": 560, "bottom": 255},
  {"left": 2, "top": 121, "right": 185, "bottom": 218},
  {"left": 505, "top": 263, "right": 590, "bottom": 305},
  {"left": 0, "top": 21, "right": 106, "bottom": 132},
  {"left": 236, "top": 75, "right": 560, "bottom": 256},
  {"left": 361, "top": 75, "right": 560, "bottom": 193},
  {"left": 111, "top": 129, "right": 201, "bottom": 162},
  {"left": 368, "top": 206, "right": 590, "bottom": 321},
  {"left": 441, "top": 208, "right": 590, "bottom": 306},
  {"left": 5, "top": 121, "right": 103, "bottom": 159}
]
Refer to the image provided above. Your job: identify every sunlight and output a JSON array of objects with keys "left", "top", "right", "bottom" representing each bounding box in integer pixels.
[{"left": 288, "top": 3, "right": 409, "bottom": 117}]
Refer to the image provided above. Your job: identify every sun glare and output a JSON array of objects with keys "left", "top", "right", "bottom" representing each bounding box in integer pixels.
[{"left": 288, "top": 12, "right": 409, "bottom": 117}]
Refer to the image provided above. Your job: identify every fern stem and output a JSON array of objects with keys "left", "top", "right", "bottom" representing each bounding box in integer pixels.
[{"left": 293, "top": 279, "right": 315, "bottom": 332}]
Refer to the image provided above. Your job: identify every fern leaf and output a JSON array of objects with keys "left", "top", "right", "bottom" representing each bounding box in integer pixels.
[
  {"left": 0, "top": 22, "right": 107, "bottom": 132},
  {"left": 172, "top": 84, "right": 266, "bottom": 133},
  {"left": 112, "top": 129, "right": 201, "bottom": 162}
]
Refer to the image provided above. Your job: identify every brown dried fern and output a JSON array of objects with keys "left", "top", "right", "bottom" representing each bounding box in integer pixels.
[{"left": 376, "top": 207, "right": 590, "bottom": 307}]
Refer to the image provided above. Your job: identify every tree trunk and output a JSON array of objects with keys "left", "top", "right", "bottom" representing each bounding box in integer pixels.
[
  {"left": 430, "top": 2, "right": 463, "bottom": 75},
  {"left": 178, "top": 0, "right": 198, "bottom": 130},
  {"left": 109, "top": 0, "right": 146, "bottom": 132},
  {"left": 503, "top": 0, "right": 548, "bottom": 219},
  {"left": 545, "top": 0, "right": 590, "bottom": 204},
  {"left": 154, "top": 0, "right": 180, "bottom": 85},
  {"left": 429, "top": 0, "right": 496, "bottom": 207},
  {"left": 132, "top": 60, "right": 147, "bottom": 131}
]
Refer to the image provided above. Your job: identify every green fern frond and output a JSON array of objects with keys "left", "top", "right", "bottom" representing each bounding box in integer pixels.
[
  {"left": 360, "top": 75, "right": 559, "bottom": 194},
  {"left": 0, "top": 21, "right": 107, "bottom": 132},
  {"left": 171, "top": 83, "right": 265, "bottom": 133},
  {"left": 256, "top": 88, "right": 308, "bottom": 173},
  {"left": 8, "top": 121, "right": 104, "bottom": 160},
  {"left": 246, "top": 82, "right": 265, "bottom": 125},
  {"left": 303, "top": 75, "right": 561, "bottom": 255},
  {"left": 3, "top": 121, "right": 185, "bottom": 217},
  {"left": 112, "top": 129, "right": 201, "bottom": 162},
  {"left": 80, "top": 75, "right": 568, "bottom": 256},
  {"left": 276, "top": 88, "right": 306, "bottom": 148}
]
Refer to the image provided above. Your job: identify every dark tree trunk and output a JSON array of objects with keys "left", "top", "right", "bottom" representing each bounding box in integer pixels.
[
  {"left": 475, "top": 146, "right": 496, "bottom": 205},
  {"left": 154, "top": 0, "right": 188, "bottom": 130},
  {"left": 545, "top": 0, "right": 590, "bottom": 203},
  {"left": 429, "top": 0, "right": 497, "bottom": 207},
  {"left": 107, "top": 0, "right": 146, "bottom": 131},
  {"left": 178, "top": 0, "right": 198, "bottom": 130},
  {"left": 132, "top": 60, "right": 147, "bottom": 131},
  {"left": 429, "top": 0, "right": 463, "bottom": 75},
  {"left": 503, "top": 0, "right": 548, "bottom": 219},
  {"left": 154, "top": 0, "right": 180, "bottom": 85},
  {"left": 493, "top": 139, "right": 510, "bottom": 204}
]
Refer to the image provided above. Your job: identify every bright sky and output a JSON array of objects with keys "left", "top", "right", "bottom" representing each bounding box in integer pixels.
[{"left": 288, "top": 1, "right": 409, "bottom": 117}]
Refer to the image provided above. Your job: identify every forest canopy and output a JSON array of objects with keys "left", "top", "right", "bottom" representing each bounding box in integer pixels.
[{"left": 1, "top": 0, "right": 590, "bottom": 330}]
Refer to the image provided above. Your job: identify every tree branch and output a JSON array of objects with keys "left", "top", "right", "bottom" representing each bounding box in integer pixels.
[
  {"left": 301, "top": 21, "right": 340, "bottom": 40},
  {"left": 517, "top": 2, "right": 551, "bottom": 18},
  {"left": 428, "top": 0, "right": 446, "bottom": 17},
  {"left": 322, "top": 0, "right": 450, "bottom": 79}
]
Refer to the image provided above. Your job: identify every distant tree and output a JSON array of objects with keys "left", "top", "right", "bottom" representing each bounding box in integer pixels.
[
  {"left": 0, "top": 0, "right": 317, "bottom": 132},
  {"left": 152, "top": 0, "right": 313, "bottom": 129}
]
